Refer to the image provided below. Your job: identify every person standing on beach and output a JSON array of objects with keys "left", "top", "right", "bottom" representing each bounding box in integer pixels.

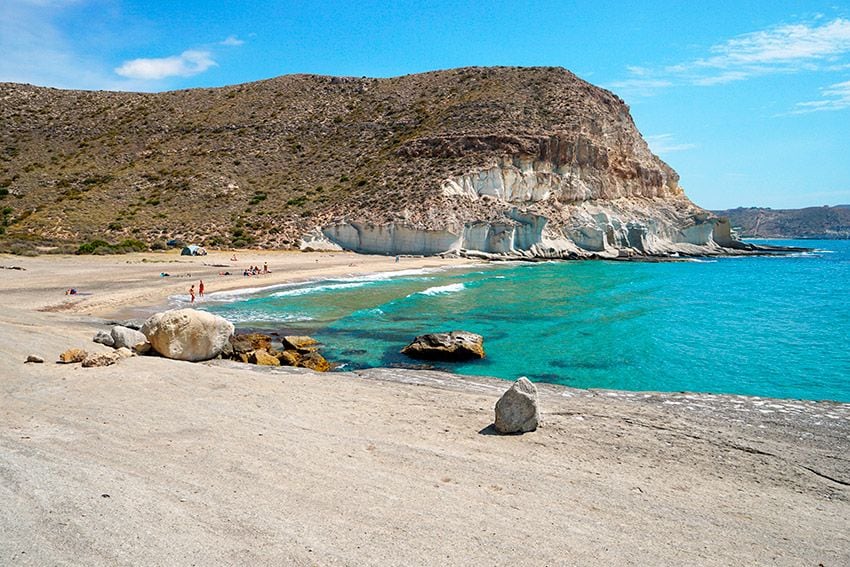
[
  {"left": 189, "top": 284, "right": 195, "bottom": 304},
  {"left": 199, "top": 280, "right": 205, "bottom": 298}
]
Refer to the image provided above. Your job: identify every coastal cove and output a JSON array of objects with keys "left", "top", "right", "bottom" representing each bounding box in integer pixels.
[
  {"left": 1, "top": 248, "right": 848, "bottom": 565},
  {"left": 201, "top": 240, "right": 850, "bottom": 403}
]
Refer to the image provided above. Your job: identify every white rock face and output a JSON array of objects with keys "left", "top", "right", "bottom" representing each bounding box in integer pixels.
[
  {"left": 299, "top": 228, "right": 344, "bottom": 252},
  {"left": 142, "top": 309, "right": 234, "bottom": 362},
  {"left": 441, "top": 155, "right": 681, "bottom": 204},
  {"left": 318, "top": 197, "right": 738, "bottom": 259},
  {"left": 322, "top": 222, "right": 460, "bottom": 256}
]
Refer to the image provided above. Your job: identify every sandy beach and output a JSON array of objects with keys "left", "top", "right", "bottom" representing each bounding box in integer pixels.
[{"left": 1, "top": 250, "right": 848, "bottom": 566}]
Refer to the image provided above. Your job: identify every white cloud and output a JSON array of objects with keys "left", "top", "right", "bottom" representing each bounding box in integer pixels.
[
  {"left": 700, "top": 19, "right": 850, "bottom": 67},
  {"left": 0, "top": 0, "right": 150, "bottom": 90},
  {"left": 613, "top": 18, "right": 850, "bottom": 96},
  {"left": 793, "top": 79, "right": 850, "bottom": 113},
  {"left": 645, "top": 134, "right": 697, "bottom": 155},
  {"left": 220, "top": 35, "right": 244, "bottom": 46},
  {"left": 115, "top": 50, "right": 217, "bottom": 80}
]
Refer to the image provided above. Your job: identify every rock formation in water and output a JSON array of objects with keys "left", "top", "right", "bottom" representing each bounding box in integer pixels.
[{"left": 1, "top": 67, "right": 753, "bottom": 257}]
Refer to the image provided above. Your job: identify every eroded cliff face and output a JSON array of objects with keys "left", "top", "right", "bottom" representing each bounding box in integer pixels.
[{"left": 305, "top": 130, "right": 739, "bottom": 259}]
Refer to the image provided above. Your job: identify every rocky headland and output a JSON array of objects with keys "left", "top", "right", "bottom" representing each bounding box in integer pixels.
[
  {"left": 1, "top": 66, "right": 770, "bottom": 258},
  {"left": 712, "top": 205, "right": 850, "bottom": 239}
]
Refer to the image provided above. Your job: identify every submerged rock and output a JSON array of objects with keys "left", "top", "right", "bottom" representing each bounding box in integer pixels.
[
  {"left": 401, "top": 331, "right": 485, "bottom": 361},
  {"left": 494, "top": 377, "right": 540, "bottom": 434},
  {"left": 142, "top": 308, "right": 234, "bottom": 362}
]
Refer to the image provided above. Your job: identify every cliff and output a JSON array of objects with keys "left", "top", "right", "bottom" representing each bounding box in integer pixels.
[{"left": 1, "top": 66, "right": 748, "bottom": 257}]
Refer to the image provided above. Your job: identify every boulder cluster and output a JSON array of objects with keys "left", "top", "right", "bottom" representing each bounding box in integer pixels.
[
  {"left": 224, "top": 333, "right": 331, "bottom": 372},
  {"left": 32, "top": 308, "right": 331, "bottom": 372}
]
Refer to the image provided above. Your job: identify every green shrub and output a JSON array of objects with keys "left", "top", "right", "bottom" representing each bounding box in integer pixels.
[
  {"left": 76, "top": 238, "right": 147, "bottom": 255},
  {"left": 76, "top": 239, "right": 111, "bottom": 254},
  {"left": 117, "top": 238, "right": 148, "bottom": 252}
]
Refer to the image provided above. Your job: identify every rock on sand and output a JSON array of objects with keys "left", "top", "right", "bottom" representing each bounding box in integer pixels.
[
  {"left": 142, "top": 308, "right": 234, "bottom": 362},
  {"left": 494, "top": 377, "right": 540, "bottom": 434}
]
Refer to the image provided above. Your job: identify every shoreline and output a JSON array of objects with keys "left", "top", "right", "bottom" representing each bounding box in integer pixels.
[{"left": 3, "top": 248, "right": 845, "bottom": 404}]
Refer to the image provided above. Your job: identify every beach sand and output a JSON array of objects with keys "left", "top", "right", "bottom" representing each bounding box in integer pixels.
[{"left": 1, "top": 250, "right": 848, "bottom": 566}]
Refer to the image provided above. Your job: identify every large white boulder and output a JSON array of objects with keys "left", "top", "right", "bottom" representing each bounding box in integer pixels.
[{"left": 142, "top": 309, "right": 234, "bottom": 362}]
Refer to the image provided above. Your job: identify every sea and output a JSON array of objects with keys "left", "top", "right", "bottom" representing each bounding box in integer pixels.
[{"left": 202, "top": 240, "right": 850, "bottom": 403}]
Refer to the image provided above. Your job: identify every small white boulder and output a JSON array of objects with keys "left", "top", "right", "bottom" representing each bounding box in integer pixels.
[{"left": 494, "top": 377, "right": 541, "bottom": 434}]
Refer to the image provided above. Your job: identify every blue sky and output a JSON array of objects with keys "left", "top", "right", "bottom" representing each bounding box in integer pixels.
[{"left": 2, "top": 1, "right": 849, "bottom": 209}]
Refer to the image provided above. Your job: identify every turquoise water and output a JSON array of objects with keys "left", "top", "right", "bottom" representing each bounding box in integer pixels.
[{"left": 205, "top": 240, "right": 850, "bottom": 403}]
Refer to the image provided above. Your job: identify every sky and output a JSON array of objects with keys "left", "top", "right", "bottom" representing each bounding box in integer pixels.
[{"left": 2, "top": 0, "right": 849, "bottom": 209}]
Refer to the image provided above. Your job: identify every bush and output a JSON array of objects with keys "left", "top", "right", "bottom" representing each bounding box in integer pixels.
[
  {"left": 76, "top": 239, "right": 111, "bottom": 254},
  {"left": 150, "top": 240, "right": 167, "bottom": 251},
  {"left": 116, "top": 238, "right": 148, "bottom": 252},
  {"left": 76, "top": 238, "right": 147, "bottom": 255}
]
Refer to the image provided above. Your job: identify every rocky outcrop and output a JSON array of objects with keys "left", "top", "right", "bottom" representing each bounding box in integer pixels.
[
  {"left": 298, "top": 351, "right": 331, "bottom": 372},
  {"left": 142, "top": 309, "right": 234, "bottom": 362},
  {"left": 282, "top": 336, "right": 319, "bottom": 351},
  {"left": 494, "top": 377, "right": 540, "bottom": 434},
  {"left": 249, "top": 349, "right": 280, "bottom": 366},
  {"left": 82, "top": 351, "right": 121, "bottom": 368},
  {"left": 401, "top": 331, "right": 485, "bottom": 361},
  {"left": 59, "top": 348, "right": 87, "bottom": 364}
]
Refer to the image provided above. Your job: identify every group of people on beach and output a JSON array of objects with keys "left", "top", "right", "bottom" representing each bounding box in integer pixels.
[
  {"left": 186, "top": 260, "right": 271, "bottom": 302},
  {"left": 243, "top": 262, "right": 270, "bottom": 277}
]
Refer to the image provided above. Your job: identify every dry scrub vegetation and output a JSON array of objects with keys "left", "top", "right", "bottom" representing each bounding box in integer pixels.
[{"left": 0, "top": 66, "right": 656, "bottom": 253}]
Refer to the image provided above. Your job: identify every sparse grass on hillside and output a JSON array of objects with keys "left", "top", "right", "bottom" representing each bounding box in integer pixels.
[{"left": 0, "top": 66, "right": 666, "bottom": 252}]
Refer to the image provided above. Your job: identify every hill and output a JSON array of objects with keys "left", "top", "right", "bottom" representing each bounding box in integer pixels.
[
  {"left": 712, "top": 206, "right": 850, "bottom": 239},
  {"left": 1, "top": 67, "right": 745, "bottom": 257}
]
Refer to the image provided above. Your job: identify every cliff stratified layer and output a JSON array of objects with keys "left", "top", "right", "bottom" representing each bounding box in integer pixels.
[{"left": 1, "top": 67, "right": 745, "bottom": 257}]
